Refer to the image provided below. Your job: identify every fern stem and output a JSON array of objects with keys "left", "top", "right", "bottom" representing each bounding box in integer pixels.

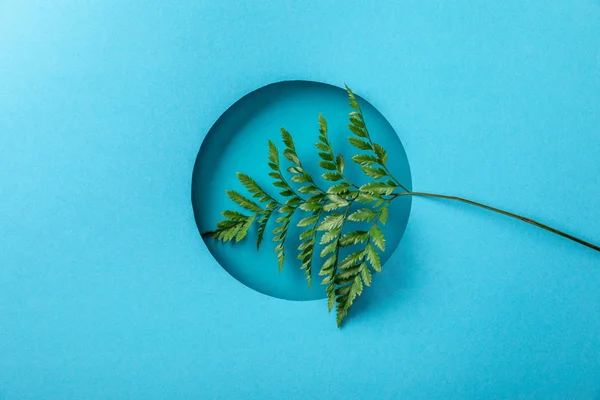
[
  {"left": 389, "top": 176, "right": 409, "bottom": 193},
  {"left": 392, "top": 191, "right": 600, "bottom": 253}
]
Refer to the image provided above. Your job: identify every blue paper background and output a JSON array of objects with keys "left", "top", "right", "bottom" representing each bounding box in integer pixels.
[{"left": 1, "top": 1, "right": 599, "bottom": 399}]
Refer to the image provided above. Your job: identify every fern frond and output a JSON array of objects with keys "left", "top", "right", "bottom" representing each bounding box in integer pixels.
[
  {"left": 204, "top": 87, "right": 407, "bottom": 328},
  {"left": 237, "top": 172, "right": 279, "bottom": 207},
  {"left": 345, "top": 85, "right": 409, "bottom": 192},
  {"left": 331, "top": 202, "right": 389, "bottom": 327}
]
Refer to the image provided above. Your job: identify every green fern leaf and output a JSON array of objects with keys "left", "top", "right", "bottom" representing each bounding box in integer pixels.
[
  {"left": 336, "top": 265, "right": 362, "bottom": 280},
  {"left": 360, "top": 182, "right": 395, "bottom": 196},
  {"left": 345, "top": 84, "right": 361, "bottom": 111},
  {"left": 236, "top": 173, "right": 277, "bottom": 206},
  {"left": 298, "top": 215, "right": 319, "bottom": 227},
  {"left": 348, "top": 208, "right": 378, "bottom": 222},
  {"left": 226, "top": 190, "right": 262, "bottom": 212},
  {"left": 335, "top": 276, "right": 363, "bottom": 327},
  {"left": 360, "top": 262, "right": 372, "bottom": 286},
  {"left": 349, "top": 115, "right": 365, "bottom": 129},
  {"left": 320, "top": 241, "right": 337, "bottom": 257},
  {"left": 319, "top": 152, "right": 333, "bottom": 161},
  {"left": 336, "top": 154, "right": 345, "bottom": 174},
  {"left": 318, "top": 213, "right": 345, "bottom": 231},
  {"left": 256, "top": 212, "right": 272, "bottom": 249},
  {"left": 283, "top": 149, "right": 300, "bottom": 165},
  {"left": 338, "top": 250, "right": 364, "bottom": 270},
  {"left": 327, "top": 182, "right": 351, "bottom": 194},
  {"left": 339, "top": 231, "right": 369, "bottom": 247},
  {"left": 299, "top": 202, "right": 321, "bottom": 212},
  {"left": 315, "top": 142, "right": 329, "bottom": 152},
  {"left": 322, "top": 172, "right": 343, "bottom": 181},
  {"left": 369, "top": 224, "right": 386, "bottom": 251},
  {"left": 281, "top": 128, "right": 295, "bottom": 151},
  {"left": 291, "top": 174, "right": 309, "bottom": 183},
  {"left": 318, "top": 113, "right": 328, "bottom": 136},
  {"left": 221, "top": 210, "right": 248, "bottom": 221},
  {"left": 352, "top": 154, "right": 378, "bottom": 165},
  {"left": 365, "top": 243, "right": 381, "bottom": 272},
  {"left": 268, "top": 140, "right": 279, "bottom": 166},
  {"left": 327, "top": 283, "right": 336, "bottom": 312},
  {"left": 319, "top": 161, "right": 337, "bottom": 171},
  {"left": 348, "top": 137, "right": 372, "bottom": 151},
  {"left": 235, "top": 216, "right": 255, "bottom": 242},
  {"left": 361, "top": 166, "right": 387, "bottom": 179},
  {"left": 373, "top": 143, "right": 388, "bottom": 165},
  {"left": 379, "top": 205, "right": 389, "bottom": 225},
  {"left": 320, "top": 229, "right": 340, "bottom": 245},
  {"left": 348, "top": 124, "right": 368, "bottom": 138}
]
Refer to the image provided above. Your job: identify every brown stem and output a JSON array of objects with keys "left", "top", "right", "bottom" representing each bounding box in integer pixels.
[{"left": 392, "top": 191, "right": 600, "bottom": 253}]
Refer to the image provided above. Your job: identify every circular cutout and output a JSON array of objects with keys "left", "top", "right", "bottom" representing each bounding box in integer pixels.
[{"left": 192, "top": 80, "right": 412, "bottom": 300}]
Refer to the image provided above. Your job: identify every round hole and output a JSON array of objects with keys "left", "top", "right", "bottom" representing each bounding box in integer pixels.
[{"left": 192, "top": 80, "right": 412, "bottom": 300}]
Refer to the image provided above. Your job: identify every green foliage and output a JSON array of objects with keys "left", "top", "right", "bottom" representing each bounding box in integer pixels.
[
  {"left": 203, "top": 85, "right": 410, "bottom": 327},
  {"left": 204, "top": 84, "right": 600, "bottom": 327}
]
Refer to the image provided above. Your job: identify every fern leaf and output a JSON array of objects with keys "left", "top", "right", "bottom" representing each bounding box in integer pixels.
[
  {"left": 335, "top": 276, "right": 363, "bottom": 327},
  {"left": 348, "top": 208, "right": 378, "bottom": 222},
  {"left": 315, "top": 142, "right": 329, "bottom": 152},
  {"left": 268, "top": 140, "right": 279, "bottom": 167},
  {"left": 317, "top": 213, "right": 345, "bottom": 231},
  {"left": 348, "top": 137, "right": 372, "bottom": 151},
  {"left": 226, "top": 190, "right": 262, "bottom": 212},
  {"left": 348, "top": 124, "right": 368, "bottom": 138},
  {"left": 326, "top": 283, "right": 336, "bottom": 312},
  {"left": 379, "top": 205, "right": 389, "bottom": 225},
  {"left": 349, "top": 115, "right": 365, "bottom": 129},
  {"left": 365, "top": 243, "right": 381, "bottom": 272},
  {"left": 360, "top": 182, "right": 395, "bottom": 196},
  {"left": 320, "top": 241, "right": 337, "bottom": 257},
  {"left": 237, "top": 173, "right": 278, "bottom": 206},
  {"left": 323, "top": 194, "right": 349, "bottom": 211},
  {"left": 372, "top": 143, "right": 388, "bottom": 165},
  {"left": 283, "top": 149, "right": 300, "bottom": 165},
  {"left": 369, "top": 224, "right": 386, "bottom": 251},
  {"left": 318, "top": 113, "right": 328, "bottom": 136},
  {"left": 352, "top": 154, "right": 378, "bottom": 166},
  {"left": 339, "top": 231, "right": 369, "bottom": 247},
  {"left": 345, "top": 84, "right": 361, "bottom": 111},
  {"left": 327, "top": 182, "right": 351, "bottom": 194},
  {"left": 338, "top": 250, "right": 364, "bottom": 270},
  {"left": 281, "top": 128, "right": 295, "bottom": 151},
  {"left": 319, "top": 161, "right": 337, "bottom": 171},
  {"left": 361, "top": 166, "right": 387, "bottom": 180},
  {"left": 320, "top": 229, "right": 340, "bottom": 245},
  {"left": 221, "top": 210, "right": 248, "bottom": 221},
  {"left": 235, "top": 216, "right": 256, "bottom": 242},
  {"left": 322, "top": 172, "right": 343, "bottom": 181},
  {"left": 360, "top": 262, "right": 372, "bottom": 286},
  {"left": 298, "top": 215, "right": 319, "bottom": 227},
  {"left": 336, "top": 154, "right": 345, "bottom": 174},
  {"left": 300, "top": 201, "right": 322, "bottom": 212}
]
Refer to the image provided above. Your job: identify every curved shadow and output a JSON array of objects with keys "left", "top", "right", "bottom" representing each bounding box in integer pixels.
[{"left": 191, "top": 80, "right": 413, "bottom": 301}]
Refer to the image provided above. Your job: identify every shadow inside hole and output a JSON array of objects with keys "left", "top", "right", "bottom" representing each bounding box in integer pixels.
[{"left": 192, "top": 80, "right": 413, "bottom": 301}]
